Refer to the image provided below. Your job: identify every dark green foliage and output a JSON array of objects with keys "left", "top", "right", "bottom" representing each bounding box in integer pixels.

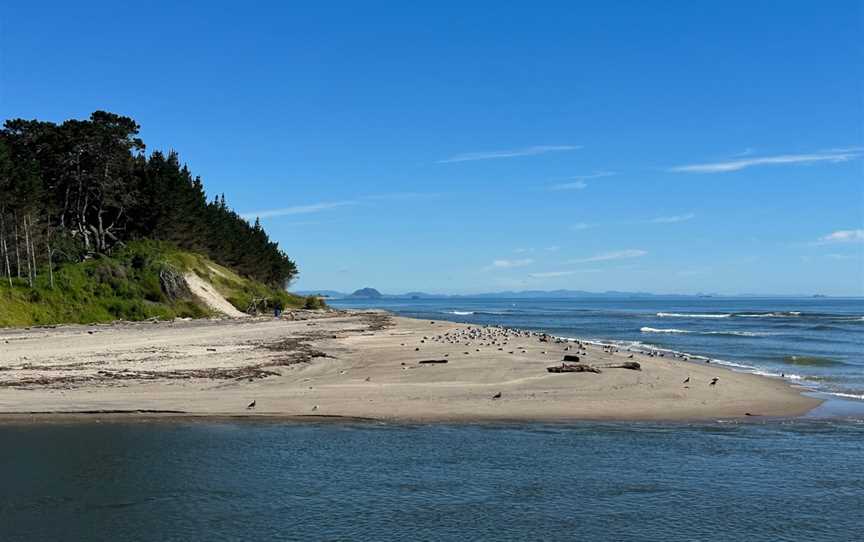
[
  {"left": 304, "top": 296, "right": 326, "bottom": 310},
  {"left": 0, "top": 111, "right": 297, "bottom": 288},
  {"left": 0, "top": 241, "right": 307, "bottom": 327}
]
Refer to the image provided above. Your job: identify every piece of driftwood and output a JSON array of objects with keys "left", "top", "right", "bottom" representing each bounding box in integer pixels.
[
  {"left": 418, "top": 359, "right": 448, "bottom": 364},
  {"left": 597, "top": 361, "right": 642, "bottom": 371},
  {"left": 562, "top": 354, "right": 581, "bottom": 362},
  {"left": 547, "top": 363, "right": 601, "bottom": 374}
]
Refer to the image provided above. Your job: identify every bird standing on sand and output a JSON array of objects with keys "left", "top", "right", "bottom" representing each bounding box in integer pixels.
[
  {"left": 710, "top": 377, "right": 719, "bottom": 386},
  {"left": 246, "top": 400, "right": 256, "bottom": 409},
  {"left": 683, "top": 377, "right": 690, "bottom": 384},
  {"left": 492, "top": 392, "right": 502, "bottom": 400}
]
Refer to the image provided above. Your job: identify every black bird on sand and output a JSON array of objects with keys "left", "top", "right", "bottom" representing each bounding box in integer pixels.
[
  {"left": 682, "top": 376, "right": 690, "bottom": 384},
  {"left": 492, "top": 392, "right": 502, "bottom": 400},
  {"left": 247, "top": 400, "right": 256, "bottom": 409},
  {"left": 710, "top": 377, "right": 719, "bottom": 386}
]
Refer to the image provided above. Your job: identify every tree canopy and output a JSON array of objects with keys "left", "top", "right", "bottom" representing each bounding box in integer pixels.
[{"left": 0, "top": 111, "right": 297, "bottom": 287}]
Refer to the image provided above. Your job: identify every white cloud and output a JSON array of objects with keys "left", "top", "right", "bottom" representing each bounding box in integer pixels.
[
  {"left": 361, "top": 192, "right": 441, "bottom": 201},
  {"left": 571, "top": 223, "right": 592, "bottom": 231},
  {"left": 651, "top": 212, "right": 696, "bottom": 224},
  {"left": 487, "top": 258, "right": 534, "bottom": 269},
  {"left": 529, "top": 271, "right": 576, "bottom": 278},
  {"left": 818, "top": 229, "right": 864, "bottom": 244},
  {"left": 528, "top": 269, "right": 600, "bottom": 278},
  {"left": 549, "top": 171, "right": 615, "bottom": 191},
  {"left": 241, "top": 200, "right": 356, "bottom": 219},
  {"left": 670, "top": 151, "right": 861, "bottom": 173},
  {"left": 438, "top": 145, "right": 581, "bottom": 163},
  {"left": 549, "top": 180, "right": 587, "bottom": 191},
  {"left": 569, "top": 249, "right": 647, "bottom": 263}
]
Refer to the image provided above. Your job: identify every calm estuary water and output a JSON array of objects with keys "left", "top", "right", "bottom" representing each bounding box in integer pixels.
[{"left": 1, "top": 420, "right": 863, "bottom": 541}]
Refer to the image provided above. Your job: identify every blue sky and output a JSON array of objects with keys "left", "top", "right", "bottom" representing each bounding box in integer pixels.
[{"left": 2, "top": 1, "right": 862, "bottom": 295}]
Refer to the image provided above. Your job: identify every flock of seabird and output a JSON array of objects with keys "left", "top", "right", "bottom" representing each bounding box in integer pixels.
[{"left": 244, "top": 322, "right": 723, "bottom": 411}]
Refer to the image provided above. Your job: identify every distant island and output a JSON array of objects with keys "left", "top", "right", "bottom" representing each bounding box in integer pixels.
[{"left": 347, "top": 287, "right": 383, "bottom": 299}]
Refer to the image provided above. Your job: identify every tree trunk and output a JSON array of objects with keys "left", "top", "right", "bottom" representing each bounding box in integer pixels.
[
  {"left": 13, "top": 215, "right": 21, "bottom": 278},
  {"left": 46, "top": 223, "right": 54, "bottom": 289},
  {"left": 0, "top": 212, "right": 12, "bottom": 287},
  {"left": 23, "top": 214, "right": 33, "bottom": 287},
  {"left": 28, "top": 215, "right": 38, "bottom": 281}
]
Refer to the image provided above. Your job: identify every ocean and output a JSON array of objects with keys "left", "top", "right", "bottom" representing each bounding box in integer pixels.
[{"left": 2, "top": 297, "right": 862, "bottom": 541}]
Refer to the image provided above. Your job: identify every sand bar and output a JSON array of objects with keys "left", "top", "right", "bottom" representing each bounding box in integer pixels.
[{"left": 0, "top": 311, "right": 821, "bottom": 423}]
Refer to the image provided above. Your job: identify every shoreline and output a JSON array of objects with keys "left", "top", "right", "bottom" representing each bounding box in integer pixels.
[{"left": 0, "top": 311, "right": 823, "bottom": 423}]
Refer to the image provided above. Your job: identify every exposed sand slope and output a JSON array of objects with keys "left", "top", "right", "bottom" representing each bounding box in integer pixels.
[
  {"left": 184, "top": 273, "right": 246, "bottom": 318},
  {"left": 0, "top": 312, "right": 820, "bottom": 422}
]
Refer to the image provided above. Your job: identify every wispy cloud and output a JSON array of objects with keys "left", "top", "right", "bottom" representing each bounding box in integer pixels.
[
  {"left": 670, "top": 150, "right": 861, "bottom": 173},
  {"left": 438, "top": 145, "right": 581, "bottom": 164},
  {"left": 529, "top": 271, "right": 576, "bottom": 278},
  {"left": 818, "top": 229, "right": 864, "bottom": 244},
  {"left": 651, "top": 212, "right": 695, "bottom": 224},
  {"left": 361, "top": 192, "right": 441, "bottom": 201},
  {"left": 242, "top": 192, "right": 441, "bottom": 220},
  {"left": 486, "top": 258, "right": 534, "bottom": 270},
  {"left": 569, "top": 249, "right": 647, "bottom": 263},
  {"left": 548, "top": 171, "right": 615, "bottom": 191},
  {"left": 571, "top": 222, "right": 593, "bottom": 231},
  {"left": 550, "top": 180, "right": 587, "bottom": 190},
  {"left": 528, "top": 269, "right": 600, "bottom": 278},
  {"left": 241, "top": 200, "right": 356, "bottom": 219}
]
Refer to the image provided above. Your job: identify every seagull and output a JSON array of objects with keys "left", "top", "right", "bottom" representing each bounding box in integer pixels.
[
  {"left": 492, "top": 392, "right": 502, "bottom": 400},
  {"left": 683, "top": 376, "right": 690, "bottom": 384},
  {"left": 246, "top": 400, "right": 256, "bottom": 409},
  {"left": 710, "top": 377, "right": 719, "bottom": 386}
]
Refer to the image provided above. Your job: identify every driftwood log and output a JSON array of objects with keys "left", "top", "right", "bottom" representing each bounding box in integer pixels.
[
  {"left": 418, "top": 359, "right": 448, "bottom": 364},
  {"left": 597, "top": 361, "right": 642, "bottom": 371},
  {"left": 547, "top": 361, "right": 641, "bottom": 373},
  {"left": 547, "top": 363, "right": 601, "bottom": 374}
]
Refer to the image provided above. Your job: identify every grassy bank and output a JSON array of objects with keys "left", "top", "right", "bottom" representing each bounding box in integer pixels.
[{"left": 0, "top": 241, "right": 312, "bottom": 327}]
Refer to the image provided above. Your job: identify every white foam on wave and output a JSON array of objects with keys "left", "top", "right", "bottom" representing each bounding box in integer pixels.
[
  {"left": 825, "top": 392, "right": 864, "bottom": 401},
  {"left": 656, "top": 312, "right": 730, "bottom": 319},
  {"left": 446, "top": 310, "right": 474, "bottom": 315},
  {"left": 753, "top": 370, "right": 804, "bottom": 380},
  {"left": 736, "top": 311, "right": 802, "bottom": 318},
  {"left": 640, "top": 327, "right": 772, "bottom": 337}
]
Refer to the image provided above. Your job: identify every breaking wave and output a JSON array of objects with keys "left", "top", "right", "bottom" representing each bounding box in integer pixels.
[
  {"left": 640, "top": 327, "right": 771, "bottom": 337},
  {"left": 656, "top": 312, "right": 731, "bottom": 319}
]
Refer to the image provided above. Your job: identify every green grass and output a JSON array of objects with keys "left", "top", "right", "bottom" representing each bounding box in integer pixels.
[{"left": 0, "top": 240, "right": 314, "bottom": 328}]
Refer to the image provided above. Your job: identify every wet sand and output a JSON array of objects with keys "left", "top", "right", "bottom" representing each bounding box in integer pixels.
[{"left": 0, "top": 311, "right": 821, "bottom": 422}]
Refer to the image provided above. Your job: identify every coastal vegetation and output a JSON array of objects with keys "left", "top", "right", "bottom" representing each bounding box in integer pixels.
[
  {"left": 0, "top": 240, "right": 308, "bottom": 327},
  {"left": 0, "top": 111, "right": 309, "bottom": 326}
]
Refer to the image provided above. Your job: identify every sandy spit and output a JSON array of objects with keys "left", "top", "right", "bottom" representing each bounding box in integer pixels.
[{"left": 0, "top": 311, "right": 821, "bottom": 423}]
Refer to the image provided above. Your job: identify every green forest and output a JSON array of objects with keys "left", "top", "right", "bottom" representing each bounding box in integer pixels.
[
  {"left": 0, "top": 111, "right": 314, "bottom": 326},
  {"left": 0, "top": 111, "right": 297, "bottom": 288}
]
